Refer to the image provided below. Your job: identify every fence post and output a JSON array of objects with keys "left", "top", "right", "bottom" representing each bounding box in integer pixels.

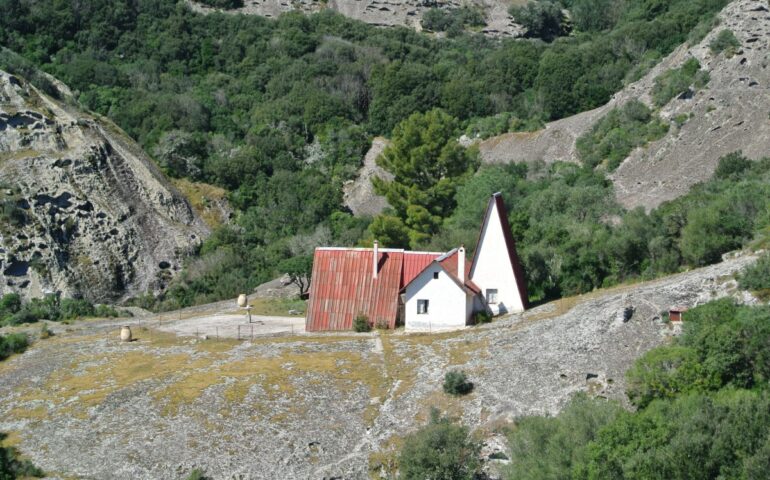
[{"left": 237, "top": 325, "right": 240, "bottom": 341}]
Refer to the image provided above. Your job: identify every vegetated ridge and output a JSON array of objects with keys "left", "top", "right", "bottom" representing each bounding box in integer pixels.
[
  {"left": 479, "top": 0, "right": 770, "bottom": 211},
  {"left": 0, "top": 69, "right": 208, "bottom": 302}
]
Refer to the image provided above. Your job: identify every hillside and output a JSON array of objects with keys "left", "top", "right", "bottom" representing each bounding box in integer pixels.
[
  {"left": 479, "top": 0, "right": 770, "bottom": 211},
  {"left": 0, "top": 70, "right": 207, "bottom": 302},
  {"left": 0, "top": 251, "right": 757, "bottom": 478},
  {"left": 187, "top": 0, "right": 523, "bottom": 36}
]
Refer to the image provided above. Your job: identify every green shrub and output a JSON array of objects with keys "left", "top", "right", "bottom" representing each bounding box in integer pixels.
[
  {"left": 709, "top": 29, "right": 741, "bottom": 56},
  {"left": 0, "top": 432, "right": 44, "bottom": 478},
  {"left": 576, "top": 100, "right": 669, "bottom": 171},
  {"left": 443, "top": 370, "right": 474, "bottom": 396},
  {"left": 738, "top": 253, "right": 770, "bottom": 292},
  {"left": 197, "top": 0, "right": 243, "bottom": 8},
  {"left": 398, "top": 408, "right": 480, "bottom": 480},
  {"left": 473, "top": 310, "right": 492, "bottom": 324},
  {"left": 508, "top": 1, "right": 566, "bottom": 41},
  {"left": 714, "top": 151, "right": 752, "bottom": 179},
  {"left": 505, "top": 393, "right": 622, "bottom": 480},
  {"left": 185, "top": 468, "right": 210, "bottom": 480},
  {"left": 353, "top": 314, "right": 371, "bottom": 333},
  {"left": 421, "top": 6, "right": 485, "bottom": 35},
  {"left": 39, "top": 323, "right": 53, "bottom": 339},
  {"left": 0, "top": 333, "right": 29, "bottom": 360},
  {"left": 652, "top": 58, "right": 710, "bottom": 107}
]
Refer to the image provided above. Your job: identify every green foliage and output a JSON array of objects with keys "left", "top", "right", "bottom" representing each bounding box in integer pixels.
[
  {"left": 588, "top": 390, "right": 770, "bottom": 479},
  {"left": 277, "top": 255, "right": 313, "bottom": 296},
  {"left": 738, "top": 253, "right": 770, "bottom": 293},
  {"left": 509, "top": 1, "right": 567, "bottom": 41},
  {"left": 652, "top": 58, "right": 710, "bottom": 107},
  {"left": 353, "top": 313, "right": 371, "bottom": 332},
  {"left": 0, "top": 294, "right": 119, "bottom": 326},
  {"left": 505, "top": 393, "right": 622, "bottom": 480},
  {"left": 434, "top": 152, "right": 770, "bottom": 302},
  {"left": 0, "top": 333, "right": 29, "bottom": 361},
  {"left": 421, "top": 6, "right": 486, "bottom": 36},
  {"left": 398, "top": 408, "right": 480, "bottom": 480},
  {"left": 372, "top": 109, "right": 479, "bottom": 247},
  {"left": 443, "top": 370, "right": 474, "bottom": 395},
  {"left": 709, "top": 29, "right": 740, "bottom": 56},
  {"left": 567, "top": 0, "right": 624, "bottom": 32},
  {"left": 185, "top": 468, "right": 210, "bottom": 480},
  {"left": 0, "top": 432, "right": 44, "bottom": 479},
  {"left": 577, "top": 99, "right": 669, "bottom": 171},
  {"left": 714, "top": 151, "right": 752, "bottom": 179},
  {"left": 473, "top": 310, "right": 492, "bottom": 324},
  {"left": 505, "top": 300, "right": 770, "bottom": 480},
  {"left": 198, "top": 0, "right": 243, "bottom": 8},
  {"left": 627, "top": 300, "right": 770, "bottom": 407}
]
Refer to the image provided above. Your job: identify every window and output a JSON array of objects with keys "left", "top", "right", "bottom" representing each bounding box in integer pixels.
[
  {"left": 486, "top": 289, "right": 498, "bottom": 304},
  {"left": 417, "top": 299, "right": 429, "bottom": 314},
  {"left": 433, "top": 272, "right": 439, "bottom": 279}
]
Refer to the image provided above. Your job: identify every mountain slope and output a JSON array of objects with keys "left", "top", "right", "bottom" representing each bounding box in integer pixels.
[
  {"left": 480, "top": 0, "right": 770, "bottom": 211},
  {"left": 0, "top": 70, "right": 208, "bottom": 302}
]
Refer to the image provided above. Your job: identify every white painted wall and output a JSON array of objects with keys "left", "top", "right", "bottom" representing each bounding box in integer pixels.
[
  {"left": 470, "top": 200, "right": 526, "bottom": 314},
  {"left": 404, "top": 264, "right": 470, "bottom": 331}
]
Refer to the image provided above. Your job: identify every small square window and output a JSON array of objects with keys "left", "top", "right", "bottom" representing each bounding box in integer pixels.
[
  {"left": 433, "top": 272, "right": 439, "bottom": 279},
  {"left": 417, "top": 299, "right": 429, "bottom": 314},
  {"left": 486, "top": 289, "right": 498, "bottom": 304}
]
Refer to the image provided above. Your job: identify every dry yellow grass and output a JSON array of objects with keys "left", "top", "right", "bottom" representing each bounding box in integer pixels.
[{"left": 171, "top": 178, "right": 229, "bottom": 229}]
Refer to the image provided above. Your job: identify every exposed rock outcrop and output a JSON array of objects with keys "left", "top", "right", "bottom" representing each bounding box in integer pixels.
[
  {"left": 480, "top": 0, "right": 770, "bottom": 211},
  {"left": 187, "top": 0, "right": 523, "bottom": 37},
  {"left": 342, "top": 136, "right": 392, "bottom": 217},
  {"left": 0, "top": 70, "right": 208, "bottom": 302}
]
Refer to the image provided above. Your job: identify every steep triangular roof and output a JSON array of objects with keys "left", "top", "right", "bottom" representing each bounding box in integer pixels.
[{"left": 469, "top": 192, "right": 528, "bottom": 308}]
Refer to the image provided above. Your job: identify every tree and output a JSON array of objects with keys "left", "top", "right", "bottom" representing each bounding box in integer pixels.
[
  {"left": 509, "top": 1, "right": 567, "bottom": 41},
  {"left": 278, "top": 255, "right": 313, "bottom": 296},
  {"left": 372, "top": 109, "right": 479, "bottom": 247},
  {"left": 399, "top": 408, "right": 480, "bottom": 480}
]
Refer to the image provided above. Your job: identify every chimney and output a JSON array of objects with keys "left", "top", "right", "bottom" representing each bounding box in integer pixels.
[
  {"left": 373, "top": 240, "right": 379, "bottom": 279},
  {"left": 458, "top": 245, "right": 465, "bottom": 283}
]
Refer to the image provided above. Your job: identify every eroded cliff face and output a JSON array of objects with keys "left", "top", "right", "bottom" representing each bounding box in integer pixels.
[
  {"left": 187, "top": 0, "right": 522, "bottom": 37},
  {"left": 0, "top": 70, "right": 208, "bottom": 302},
  {"left": 479, "top": 0, "right": 770, "bottom": 211}
]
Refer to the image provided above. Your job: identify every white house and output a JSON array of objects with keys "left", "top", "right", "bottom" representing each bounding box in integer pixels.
[
  {"left": 305, "top": 192, "right": 528, "bottom": 332},
  {"left": 403, "top": 247, "right": 478, "bottom": 331},
  {"left": 401, "top": 192, "right": 528, "bottom": 331}
]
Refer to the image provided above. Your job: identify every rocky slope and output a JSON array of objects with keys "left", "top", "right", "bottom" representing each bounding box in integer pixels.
[
  {"left": 342, "top": 136, "right": 392, "bottom": 217},
  {"left": 0, "top": 70, "right": 208, "bottom": 302},
  {"left": 0, "top": 251, "right": 758, "bottom": 479},
  {"left": 187, "top": 0, "right": 523, "bottom": 37},
  {"left": 480, "top": 0, "right": 770, "bottom": 211}
]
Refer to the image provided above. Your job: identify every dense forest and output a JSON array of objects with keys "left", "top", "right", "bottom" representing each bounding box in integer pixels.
[{"left": 0, "top": 0, "right": 740, "bottom": 309}]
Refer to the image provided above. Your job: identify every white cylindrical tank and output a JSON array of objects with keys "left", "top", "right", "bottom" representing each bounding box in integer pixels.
[
  {"left": 237, "top": 293, "right": 248, "bottom": 308},
  {"left": 120, "top": 326, "right": 132, "bottom": 342}
]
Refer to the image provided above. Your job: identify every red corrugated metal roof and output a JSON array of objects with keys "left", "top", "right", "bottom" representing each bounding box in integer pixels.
[
  {"left": 305, "top": 248, "right": 404, "bottom": 331},
  {"left": 402, "top": 252, "right": 441, "bottom": 288},
  {"left": 401, "top": 248, "right": 481, "bottom": 295}
]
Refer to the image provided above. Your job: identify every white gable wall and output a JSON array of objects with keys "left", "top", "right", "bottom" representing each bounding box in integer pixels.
[
  {"left": 470, "top": 200, "right": 526, "bottom": 314},
  {"left": 404, "top": 264, "right": 470, "bottom": 331}
]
